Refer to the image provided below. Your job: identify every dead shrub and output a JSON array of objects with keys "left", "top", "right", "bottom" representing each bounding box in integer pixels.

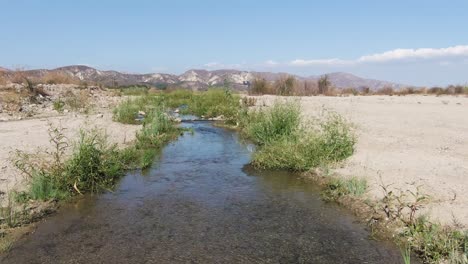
[
  {"left": 428, "top": 87, "right": 444, "bottom": 95},
  {"left": 41, "top": 72, "right": 78, "bottom": 85},
  {"left": 318, "top": 75, "right": 330, "bottom": 95},
  {"left": 249, "top": 78, "right": 272, "bottom": 95},
  {"left": 0, "top": 91, "right": 23, "bottom": 112},
  {"left": 341, "top": 88, "right": 359, "bottom": 96},
  {"left": 360, "top": 87, "right": 371, "bottom": 95},
  {"left": 273, "top": 75, "right": 296, "bottom": 96},
  {"left": 303, "top": 80, "right": 319, "bottom": 96},
  {"left": 0, "top": 73, "right": 6, "bottom": 86},
  {"left": 376, "top": 86, "right": 394, "bottom": 95},
  {"left": 241, "top": 97, "right": 257, "bottom": 107},
  {"left": 63, "top": 90, "right": 91, "bottom": 112}
]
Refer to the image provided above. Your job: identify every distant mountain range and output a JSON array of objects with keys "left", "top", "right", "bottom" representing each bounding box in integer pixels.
[{"left": 0, "top": 65, "right": 410, "bottom": 90}]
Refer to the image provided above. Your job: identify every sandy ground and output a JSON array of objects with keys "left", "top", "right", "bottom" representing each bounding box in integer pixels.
[
  {"left": 0, "top": 112, "right": 140, "bottom": 202},
  {"left": 255, "top": 95, "right": 468, "bottom": 226}
]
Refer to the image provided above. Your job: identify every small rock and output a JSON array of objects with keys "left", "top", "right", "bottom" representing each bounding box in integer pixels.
[
  {"left": 64, "top": 109, "right": 69, "bottom": 113},
  {"left": 138, "top": 111, "right": 146, "bottom": 116},
  {"left": 174, "top": 118, "right": 182, "bottom": 123},
  {"left": 174, "top": 108, "right": 180, "bottom": 113},
  {"left": 97, "top": 113, "right": 104, "bottom": 118}
]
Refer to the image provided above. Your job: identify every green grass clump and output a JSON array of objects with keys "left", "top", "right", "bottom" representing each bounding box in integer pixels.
[
  {"left": 119, "top": 86, "right": 150, "bottom": 96},
  {"left": 113, "top": 89, "right": 241, "bottom": 124},
  {"left": 402, "top": 217, "right": 468, "bottom": 263},
  {"left": 322, "top": 177, "right": 367, "bottom": 201},
  {"left": 53, "top": 99, "right": 65, "bottom": 113},
  {"left": 28, "top": 172, "right": 69, "bottom": 200},
  {"left": 189, "top": 89, "right": 241, "bottom": 123},
  {"left": 113, "top": 95, "right": 164, "bottom": 124},
  {"left": 243, "top": 101, "right": 355, "bottom": 171},
  {"left": 241, "top": 101, "right": 301, "bottom": 145},
  {"left": 13, "top": 127, "right": 143, "bottom": 200},
  {"left": 136, "top": 109, "right": 178, "bottom": 148},
  {"left": 160, "top": 89, "right": 193, "bottom": 109},
  {"left": 64, "top": 131, "right": 127, "bottom": 194}
]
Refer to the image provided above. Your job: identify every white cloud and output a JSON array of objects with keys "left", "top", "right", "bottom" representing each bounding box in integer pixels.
[
  {"left": 264, "top": 60, "right": 279, "bottom": 66},
  {"left": 290, "top": 58, "right": 352, "bottom": 66},
  {"left": 289, "top": 45, "right": 468, "bottom": 67},
  {"left": 203, "top": 45, "right": 468, "bottom": 69},
  {"left": 358, "top": 45, "right": 468, "bottom": 63},
  {"left": 203, "top": 62, "right": 244, "bottom": 69},
  {"left": 204, "top": 62, "right": 222, "bottom": 67}
]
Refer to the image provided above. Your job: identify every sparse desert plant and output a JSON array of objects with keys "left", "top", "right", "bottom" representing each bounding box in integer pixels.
[
  {"left": 241, "top": 97, "right": 257, "bottom": 107},
  {"left": 53, "top": 99, "right": 65, "bottom": 112},
  {"left": 63, "top": 90, "right": 92, "bottom": 112}
]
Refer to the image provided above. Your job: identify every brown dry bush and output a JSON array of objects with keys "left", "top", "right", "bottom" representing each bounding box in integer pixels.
[
  {"left": 341, "top": 88, "right": 359, "bottom": 96},
  {"left": 360, "top": 87, "right": 371, "bottom": 95},
  {"left": 273, "top": 75, "right": 297, "bottom": 96},
  {"left": 249, "top": 77, "right": 272, "bottom": 95},
  {"left": 41, "top": 72, "right": 78, "bottom": 85},
  {"left": 318, "top": 75, "right": 330, "bottom": 95},
  {"left": 303, "top": 80, "right": 319, "bottom": 96},
  {"left": 428, "top": 87, "right": 444, "bottom": 95},
  {"left": 376, "top": 86, "right": 394, "bottom": 95},
  {"left": 63, "top": 90, "right": 92, "bottom": 112},
  {"left": 0, "top": 73, "right": 6, "bottom": 86}
]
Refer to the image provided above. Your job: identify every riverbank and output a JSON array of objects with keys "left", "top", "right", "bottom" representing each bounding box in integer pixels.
[{"left": 251, "top": 95, "right": 468, "bottom": 226}]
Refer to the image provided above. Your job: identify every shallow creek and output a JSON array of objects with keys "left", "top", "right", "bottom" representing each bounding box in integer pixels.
[{"left": 1, "top": 122, "right": 403, "bottom": 263}]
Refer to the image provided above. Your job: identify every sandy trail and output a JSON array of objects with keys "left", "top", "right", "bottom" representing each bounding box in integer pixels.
[
  {"left": 0, "top": 112, "right": 140, "bottom": 200},
  {"left": 255, "top": 95, "right": 468, "bottom": 225}
]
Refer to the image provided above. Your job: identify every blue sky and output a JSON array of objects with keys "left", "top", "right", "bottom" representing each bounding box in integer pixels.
[{"left": 1, "top": 0, "right": 468, "bottom": 86}]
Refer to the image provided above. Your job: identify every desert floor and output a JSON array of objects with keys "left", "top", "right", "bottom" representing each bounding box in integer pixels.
[{"left": 254, "top": 95, "right": 468, "bottom": 225}]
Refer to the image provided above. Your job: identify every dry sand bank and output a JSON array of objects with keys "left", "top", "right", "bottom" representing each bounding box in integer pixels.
[{"left": 254, "top": 95, "right": 468, "bottom": 225}]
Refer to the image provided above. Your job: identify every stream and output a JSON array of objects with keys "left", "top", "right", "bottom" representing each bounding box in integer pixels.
[{"left": 1, "top": 122, "right": 403, "bottom": 263}]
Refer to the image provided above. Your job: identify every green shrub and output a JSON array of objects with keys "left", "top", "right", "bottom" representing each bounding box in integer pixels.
[{"left": 319, "top": 113, "right": 356, "bottom": 162}]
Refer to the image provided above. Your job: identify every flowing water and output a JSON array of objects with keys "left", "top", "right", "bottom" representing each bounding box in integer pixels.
[{"left": 1, "top": 122, "right": 403, "bottom": 263}]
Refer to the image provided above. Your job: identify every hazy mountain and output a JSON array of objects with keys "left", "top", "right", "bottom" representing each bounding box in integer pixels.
[
  {"left": 0, "top": 65, "right": 409, "bottom": 90},
  {"left": 0, "top": 67, "right": 10, "bottom": 72},
  {"left": 309, "top": 72, "right": 407, "bottom": 90}
]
